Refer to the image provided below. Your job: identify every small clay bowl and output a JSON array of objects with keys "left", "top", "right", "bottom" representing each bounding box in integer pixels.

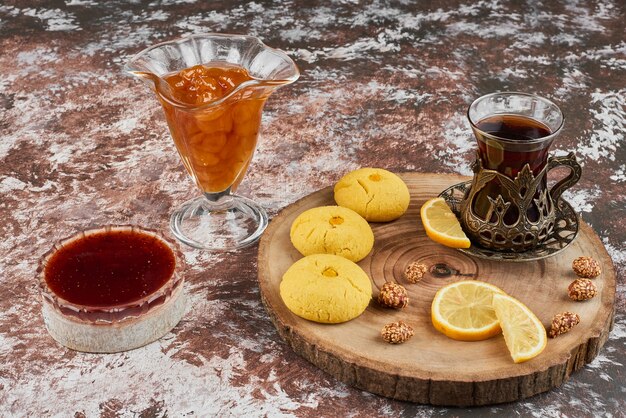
[{"left": 37, "top": 225, "right": 186, "bottom": 353}]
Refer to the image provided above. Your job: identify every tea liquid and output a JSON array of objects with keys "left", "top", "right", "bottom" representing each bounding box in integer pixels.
[
  {"left": 476, "top": 114, "right": 552, "bottom": 141},
  {"left": 473, "top": 115, "right": 554, "bottom": 224},
  {"left": 475, "top": 114, "right": 552, "bottom": 177}
]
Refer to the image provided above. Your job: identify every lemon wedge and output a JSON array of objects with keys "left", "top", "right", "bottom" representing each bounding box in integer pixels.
[
  {"left": 420, "top": 198, "right": 471, "bottom": 248},
  {"left": 492, "top": 293, "right": 547, "bottom": 363}
]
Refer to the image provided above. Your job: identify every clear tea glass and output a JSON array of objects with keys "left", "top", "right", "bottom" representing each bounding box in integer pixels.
[
  {"left": 460, "top": 92, "right": 582, "bottom": 251},
  {"left": 126, "top": 34, "right": 299, "bottom": 250}
]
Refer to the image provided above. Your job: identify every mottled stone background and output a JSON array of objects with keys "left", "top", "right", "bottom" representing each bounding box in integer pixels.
[{"left": 1, "top": 0, "right": 624, "bottom": 416}]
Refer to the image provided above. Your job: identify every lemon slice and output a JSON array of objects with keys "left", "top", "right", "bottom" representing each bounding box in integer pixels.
[
  {"left": 492, "top": 293, "right": 547, "bottom": 363},
  {"left": 420, "top": 198, "right": 471, "bottom": 248},
  {"left": 431, "top": 280, "right": 506, "bottom": 341}
]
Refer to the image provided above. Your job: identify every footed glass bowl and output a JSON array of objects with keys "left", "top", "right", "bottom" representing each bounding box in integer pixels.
[{"left": 126, "top": 34, "right": 299, "bottom": 250}]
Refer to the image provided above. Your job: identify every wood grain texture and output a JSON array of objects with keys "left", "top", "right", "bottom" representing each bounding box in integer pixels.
[{"left": 258, "top": 173, "right": 616, "bottom": 406}]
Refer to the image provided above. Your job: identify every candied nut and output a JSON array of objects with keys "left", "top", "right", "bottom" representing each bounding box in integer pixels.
[
  {"left": 568, "top": 278, "right": 597, "bottom": 301},
  {"left": 378, "top": 282, "right": 409, "bottom": 309},
  {"left": 404, "top": 262, "right": 428, "bottom": 284},
  {"left": 549, "top": 312, "right": 580, "bottom": 338},
  {"left": 381, "top": 320, "right": 414, "bottom": 344},
  {"left": 572, "top": 256, "right": 602, "bottom": 279}
]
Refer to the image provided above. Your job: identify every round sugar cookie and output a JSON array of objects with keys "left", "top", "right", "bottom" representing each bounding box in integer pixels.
[
  {"left": 290, "top": 206, "right": 374, "bottom": 262},
  {"left": 334, "top": 168, "right": 410, "bottom": 222},
  {"left": 280, "top": 254, "right": 372, "bottom": 323}
]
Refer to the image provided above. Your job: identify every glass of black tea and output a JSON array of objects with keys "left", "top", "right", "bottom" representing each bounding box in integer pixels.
[{"left": 460, "top": 92, "right": 581, "bottom": 252}]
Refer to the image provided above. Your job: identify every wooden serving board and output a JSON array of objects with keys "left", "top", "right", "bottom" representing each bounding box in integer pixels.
[{"left": 257, "top": 173, "right": 616, "bottom": 406}]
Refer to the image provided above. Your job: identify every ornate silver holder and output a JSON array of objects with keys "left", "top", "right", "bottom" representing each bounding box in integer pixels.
[{"left": 439, "top": 181, "right": 579, "bottom": 262}]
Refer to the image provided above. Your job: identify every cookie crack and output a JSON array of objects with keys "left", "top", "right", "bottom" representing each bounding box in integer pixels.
[
  {"left": 364, "top": 192, "right": 376, "bottom": 214},
  {"left": 356, "top": 179, "right": 370, "bottom": 195},
  {"left": 357, "top": 179, "right": 376, "bottom": 215},
  {"left": 343, "top": 276, "right": 369, "bottom": 297},
  {"left": 322, "top": 229, "right": 329, "bottom": 253},
  {"left": 305, "top": 226, "right": 316, "bottom": 241}
]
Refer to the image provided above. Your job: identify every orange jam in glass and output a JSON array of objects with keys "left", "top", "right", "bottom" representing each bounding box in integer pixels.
[{"left": 160, "top": 63, "right": 265, "bottom": 193}]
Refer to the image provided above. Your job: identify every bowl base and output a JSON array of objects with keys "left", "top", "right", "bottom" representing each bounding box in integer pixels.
[{"left": 42, "top": 285, "right": 187, "bottom": 353}]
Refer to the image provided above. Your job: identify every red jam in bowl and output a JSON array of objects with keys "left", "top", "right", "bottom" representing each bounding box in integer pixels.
[
  {"left": 44, "top": 229, "right": 175, "bottom": 307},
  {"left": 39, "top": 225, "right": 183, "bottom": 323}
]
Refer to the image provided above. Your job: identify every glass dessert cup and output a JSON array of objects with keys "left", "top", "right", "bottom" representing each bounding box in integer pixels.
[
  {"left": 37, "top": 225, "right": 186, "bottom": 353},
  {"left": 126, "top": 34, "right": 300, "bottom": 250}
]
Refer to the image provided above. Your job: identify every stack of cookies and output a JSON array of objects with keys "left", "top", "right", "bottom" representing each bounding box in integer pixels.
[{"left": 279, "top": 168, "right": 410, "bottom": 324}]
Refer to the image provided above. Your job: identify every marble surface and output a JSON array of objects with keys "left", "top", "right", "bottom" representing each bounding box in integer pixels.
[{"left": 1, "top": 1, "right": 624, "bottom": 416}]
